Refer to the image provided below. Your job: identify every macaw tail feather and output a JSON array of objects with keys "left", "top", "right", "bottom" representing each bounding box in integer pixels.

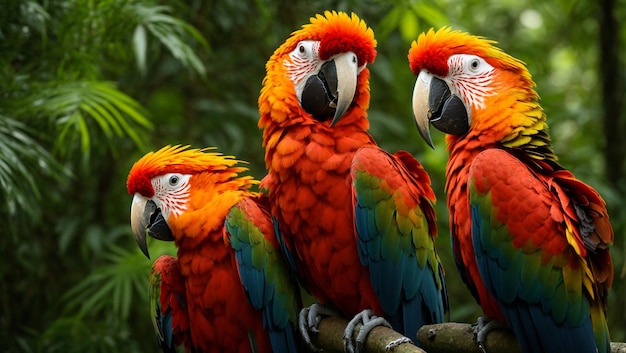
[
  {"left": 503, "top": 301, "right": 598, "bottom": 353},
  {"left": 590, "top": 304, "right": 610, "bottom": 353},
  {"left": 268, "top": 329, "right": 300, "bottom": 353}
]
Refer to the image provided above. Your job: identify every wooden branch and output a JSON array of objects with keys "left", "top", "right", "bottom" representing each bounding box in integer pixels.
[
  {"left": 417, "top": 322, "right": 520, "bottom": 353},
  {"left": 417, "top": 323, "right": 626, "bottom": 353},
  {"left": 308, "top": 316, "right": 426, "bottom": 353},
  {"left": 305, "top": 318, "right": 626, "bottom": 353}
]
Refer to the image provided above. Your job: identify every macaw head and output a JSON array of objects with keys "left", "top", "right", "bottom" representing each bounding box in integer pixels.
[
  {"left": 408, "top": 27, "right": 540, "bottom": 148},
  {"left": 259, "top": 10, "right": 377, "bottom": 130},
  {"left": 126, "top": 145, "right": 255, "bottom": 258}
]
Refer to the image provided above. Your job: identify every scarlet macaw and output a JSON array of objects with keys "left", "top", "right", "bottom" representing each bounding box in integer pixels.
[
  {"left": 127, "top": 145, "right": 300, "bottom": 353},
  {"left": 408, "top": 27, "right": 613, "bottom": 353},
  {"left": 258, "top": 11, "right": 448, "bottom": 352}
]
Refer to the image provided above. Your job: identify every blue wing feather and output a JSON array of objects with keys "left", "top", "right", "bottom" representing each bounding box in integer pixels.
[
  {"left": 469, "top": 149, "right": 600, "bottom": 353},
  {"left": 225, "top": 196, "right": 300, "bottom": 353},
  {"left": 149, "top": 255, "right": 188, "bottom": 353},
  {"left": 352, "top": 147, "right": 447, "bottom": 339},
  {"left": 273, "top": 216, "right": 300, "bottom": 278}
]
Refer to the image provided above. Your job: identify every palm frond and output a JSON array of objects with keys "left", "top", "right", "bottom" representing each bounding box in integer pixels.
[
  {"left": 0, "top": 115, "right": 68, "bottom": 219},
  {"left": 27, "top": 81, "right": 152, "bottom": 161},
  {"left": 63, "top": 243, "right": 149, "bottom": 321},
  {"left": 128, "top": 4, "right": 209, "bottom": 76},
  {"left": 62, "top": 239, "right": 176, "bottom": 321}
]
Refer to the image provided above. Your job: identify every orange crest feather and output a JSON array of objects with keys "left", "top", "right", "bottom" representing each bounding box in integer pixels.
[
  {"left": 126, "top": 145, "right": 250, "bottom": 197},
  {"left": 284, "top": 10, "right": 376, "bottom": 66},
  {"left": 408, "top": 27, "right": 526, "bottom": 77},
  {"left": 258, "top": 10, "right": 376, "bottom": 130}
]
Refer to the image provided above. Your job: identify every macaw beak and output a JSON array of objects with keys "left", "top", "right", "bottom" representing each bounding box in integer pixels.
[
  {"left": 412, "top": 71, "right": 435, "bottom": 148},
  {"left": 412, "top": 70, "right": 469, "bottom": 148},
  {"left": 299, "top": 52, "right": 358, "bottom": 125},
  {"left": 329, "top": 52, "right": 358, "bottom": 126},
  {"left": 130, "top": 194, "right": 174, "bottom": 259}
]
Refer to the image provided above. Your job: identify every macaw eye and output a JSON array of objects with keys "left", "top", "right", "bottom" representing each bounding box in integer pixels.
[
  {"left": 168, "top": 175, "right": 180, "bottom": 186},
  {"left": 464, "top": 56, "right": 491, "bottom": 74},
  {"left": 291, "top": 40, "right": 317, "bottom": 60},
  {"left": 469, "top": 58, "right": 481, "bottom": 71}
]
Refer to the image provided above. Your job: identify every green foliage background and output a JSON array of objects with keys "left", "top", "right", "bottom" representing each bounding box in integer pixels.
[{"left": 1, "top": 0, "right": 624, "bottom": 351}]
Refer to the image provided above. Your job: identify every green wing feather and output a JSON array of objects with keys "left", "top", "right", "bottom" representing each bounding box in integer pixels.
[
  {"left": 352, "top": 147, "right": 447, "bottom": 336},
  {"left": 149, "top": 255, "right": 190, "bottom": 353},
  {"left": 225, "top": 194, "right": 300, "bottom": 353},
  {"left": 469, "top": 148, "right": 612, "bottom": 353}
]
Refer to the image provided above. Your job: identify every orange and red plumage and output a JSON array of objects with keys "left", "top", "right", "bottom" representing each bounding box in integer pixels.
[
  {"left": 259, "top": 11, "right": 379, "bottom": 315},
  {"left": 409, "top": 28, "right": 613, "bottom": 353},
  {"left": 127, "top": 145, "right": 299, "bottom": 353},
  {"left": 149, "top": 255, "right": 192, "bottom": 351},
  {"left": 258, "top": 11, "right": 447, "bottom": 346}
]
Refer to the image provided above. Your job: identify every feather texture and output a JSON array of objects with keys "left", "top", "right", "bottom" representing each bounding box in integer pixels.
[
  {"left": 259, "top": 11, "right": 447, "bottom": 341},
  {"left": 128, "top": 146, "right": 300, "bottom": 353},
  {"left": 352, "top": 147, "right": 448, "bottom": 334},
  {"left": 470, "top": 149, "right": 610, "bottom": 353},
  {"left": 407, "top": 28, "right": 613, "bottom": 353},
  {"left": 150, "top": 255, "right": 191, "bottom": 352},
  {"left": 226, "top": 195, "right": 301, "bottom": 353}
]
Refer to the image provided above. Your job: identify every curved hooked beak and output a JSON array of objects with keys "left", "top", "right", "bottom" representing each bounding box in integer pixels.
[
  {"left": 130, "top": 194, "right": 174, "bottom": 259},
  {"left": 412, "top": 71, "right": 435, "bottom": 148},
  {"left": 300, "top": 52, "right": 359, "bottom": 126},
  {"left": 329, "top": 52, "right": 359, "bottom": 126},
  {"left": 412, "top": 71, "right": 469, "bottom": 148}
]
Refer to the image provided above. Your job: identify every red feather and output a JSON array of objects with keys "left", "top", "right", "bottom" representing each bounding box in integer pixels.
[
  {"left": 258, "top": 12, "right": 446, "bottom": 333},
  {"left": 408, "top": 27, "right": 613, "bottom": 353},
  {"left": 128, "top": 146, "right": 277, "bottom": 353}
]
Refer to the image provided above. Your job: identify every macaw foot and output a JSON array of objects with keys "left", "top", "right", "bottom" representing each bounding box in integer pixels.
[
  {"left": 344, "top": 309, "right": 399, "bottom": 353},
  {"left": 472, "top": 316, "right": 506, "bottom": 353},
  {"left": 298, "top": 303, "right": 342, "bottom": 352}
]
